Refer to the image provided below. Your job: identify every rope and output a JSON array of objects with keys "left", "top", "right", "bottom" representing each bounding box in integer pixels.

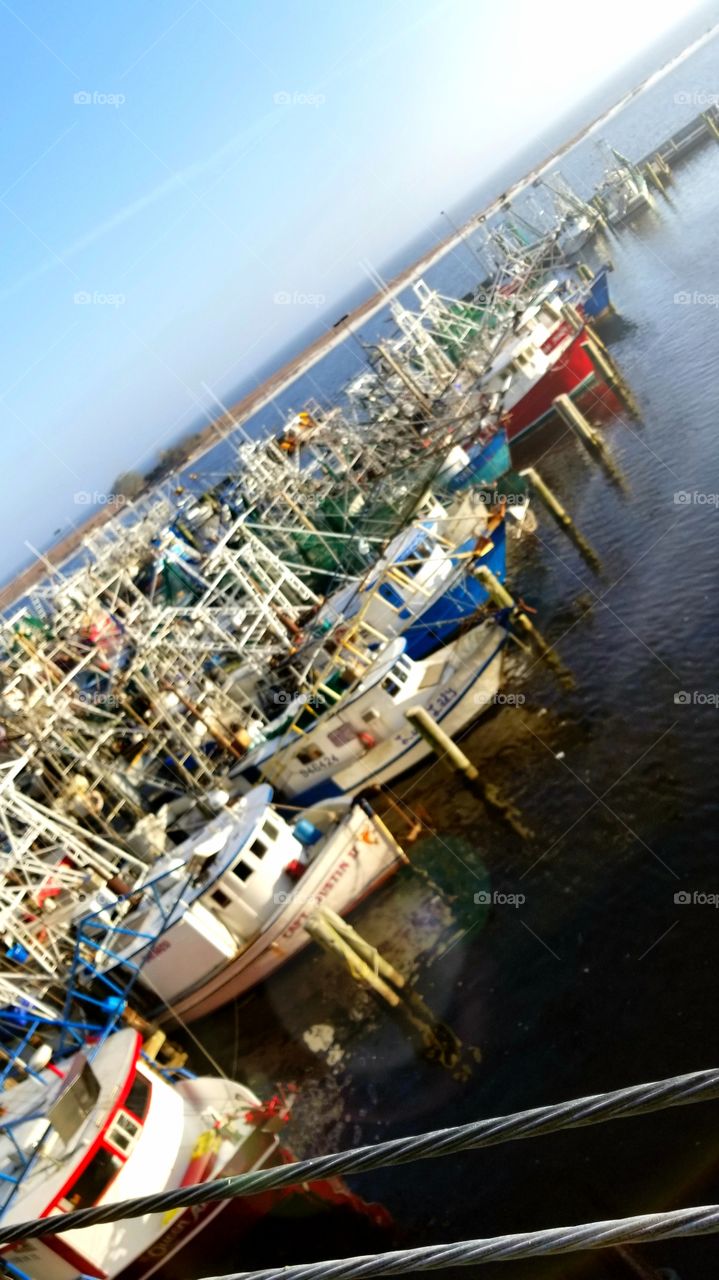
[
  {"left": 200, "top": 1205, "right": 719, "bottom": 1280},
  {"left": 0, "top": 1067, "right": 716, "bottom": 1245}
]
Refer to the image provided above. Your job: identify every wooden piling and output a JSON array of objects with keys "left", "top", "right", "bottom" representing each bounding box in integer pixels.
[
  {"left": 405, "top": 705, "right": 479, "bottom": 782},
  {"left": 474, "top": 564, "right": 573, "bottom": 686},
  {"left": 319, "top": 906, "right": 406, "bottom": 988},
  {"left": 305, "top": 908, "right": 475, "bottom": 1077},
  {"left": 553, "top": 394, "right": 627, "bottom": 490},
  {"left": 644, "top": 162, "right": 665, "bottom": 194},
  {"left": 304, "top": 912, "right": 401, "bottom": 1006},
  {"left": 702, "top": 110, "right": 719, "bottom": 141},
  {"left": 521, "top": 468, "right": 601, "bottom": 573},
  {"left": 560, "top": 302, "right": 584, "bottom": 334},
  {"left": 582, "top": 334, "right": 642, "bottom": 419}
]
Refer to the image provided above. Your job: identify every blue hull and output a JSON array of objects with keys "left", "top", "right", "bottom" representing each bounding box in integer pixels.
[
  {"left": 402, "top": 521, "right": 507, "bottom": 660},
  {"left": 445, "top": 430, "right": 512, "bottom": 494},
  {"left": 583, "top": 267, "right": 611, "bottom": 320}
]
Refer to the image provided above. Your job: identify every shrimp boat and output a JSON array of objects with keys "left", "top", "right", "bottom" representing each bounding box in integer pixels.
[
  {"left": 482, "top": 284, "right": 597, "bottom": 444},
  {"left": 312, "top": 494, "right": 511, "bottom": 662},
  {"left": 232, "top": 614, "right": 511, "bottom": 808},
  {"left": 0, "top": 1023, "right": 389, "bottom": 1280},
  {"left": 594, "top": 148, "right": 651, "bottom": 225},
  {"left": 68, "top": 786, "right": 407, "bottom": 1024}
]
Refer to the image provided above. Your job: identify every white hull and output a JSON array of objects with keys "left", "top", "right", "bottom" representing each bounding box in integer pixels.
[
  {"left": 259, "top": 619, "right": 508, "bottom": 805},
  {"left": 162, "top": 805, "right": 406, "bottom": 1023}
]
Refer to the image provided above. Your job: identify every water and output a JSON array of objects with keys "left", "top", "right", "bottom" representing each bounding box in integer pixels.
[{"left": 172, "top": 43, "right": 719, "bottom": 1280}]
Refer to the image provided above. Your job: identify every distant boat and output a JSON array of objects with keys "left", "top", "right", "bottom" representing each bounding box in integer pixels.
[{"left": 595, "top": 148, "right": 651, "bottom": 225}]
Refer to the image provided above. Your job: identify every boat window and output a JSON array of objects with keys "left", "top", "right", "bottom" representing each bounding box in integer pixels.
[
  {"left": 381, "top": 677, "right": 401, "bottom": 698},
  {"left": 106, "top": 1109, "right": 143, "bottom": 1156},
  {"left": 230, "top": 862, "right": 253, "bottom": 883},
  {"left": 124, "top": 1072, "right": 151, "bottom": 1122},
  {"left": 212, "top": 888, "right": 232, "bottom": 908},
  {"left": 67, "top": 1145, "right": 122, "bottom": 1209},
  {"left": 262, "top": 820, "right": 279, "bottom": 843},
  {"left": 378, "top": 583, "right": 403, "bottom": 609},
  {"left": 248, "top": 835, "right": 268, "bottom": 859},
  {"left": 392, "top": 664, "right": 407, "bottom": 684}
]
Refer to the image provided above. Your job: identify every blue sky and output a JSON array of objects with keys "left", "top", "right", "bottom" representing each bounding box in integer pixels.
[{"left": 0, "top": 0, "right": 712, "bottom": 579}]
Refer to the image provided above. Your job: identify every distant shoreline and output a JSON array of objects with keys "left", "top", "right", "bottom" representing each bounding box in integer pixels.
[{"left": 2, "top": 18, "right": 716, "bottom": 615}]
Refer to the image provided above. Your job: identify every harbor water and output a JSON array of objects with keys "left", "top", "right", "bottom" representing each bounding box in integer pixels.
[{"left": 176, "top": 47, "right": 719, "bottom": 1280}]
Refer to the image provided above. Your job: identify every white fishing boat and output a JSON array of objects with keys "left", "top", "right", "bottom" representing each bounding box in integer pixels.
[
  {"left": 0, "top": 1027, "right": 388, "bottom": 1280},
  {"left": 556, "top": 209, "right": 595, "bottom": 256},
  {"left": 232, "top": 614, "right": 510, "bottom": 808},
  {"left": 595, "top": 147, "right": 651, "bottom": 225},
  {"left": 74, "top": 786, "right": 407, "bottom": 1023}
]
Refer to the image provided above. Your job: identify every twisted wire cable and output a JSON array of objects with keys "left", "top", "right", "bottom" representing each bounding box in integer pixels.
[
  {"left": 201, "top": 1204, "right": 719, "bottom": 1280},
  {"left": 0, "top": 1067, "right": 716, "bottom": 1245}
]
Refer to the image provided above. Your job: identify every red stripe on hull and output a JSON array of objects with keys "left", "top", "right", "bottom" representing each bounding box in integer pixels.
[
  {"left": 117, "top": 1145, "right": 391, "bottom": 1280},
  {"left": 502, "top": 331, "right": 596, "bottom": 443}
]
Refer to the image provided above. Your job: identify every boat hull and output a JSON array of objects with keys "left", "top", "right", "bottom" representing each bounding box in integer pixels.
[
  {"left": 503, "top": 329, "right": 596, "bottom": 444},
  {"left": 160, "top": 807, "right": 407, "bottom": 1023},
  {"left": 402, "top": 523, "right": 507, "bottom": 660},
  {"left": 281, "top": 620, "right": 508, "bottom": 808},
  {"left": 581, "top": 267, "right": 611, "bottom": 321},
  {"left": 445, "top": 430, "right": 512, "bottom": 494},
  {"left": 115, "top": 1144, "right": 390, "bottom": 1280}
]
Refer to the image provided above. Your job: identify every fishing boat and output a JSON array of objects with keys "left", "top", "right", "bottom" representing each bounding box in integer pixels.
[
  {"left": 0, "top": 1025, "right": 388, "bottom": 1280},
  {"left": 312, "top": 495, "right": 510, "bottom": 661},
  {"left": 480, "top": 288, "right": 597, "bottom": 444},
  {"left": 556, "top": 209, "right": 595, "bottom": 256},
  {"left": 232, "top": 616, "right": 510, "bottom": 808},
  {"left": 595, "top": 148, "right": 651, "bottom": 225},
  {"left": 69, "top": 786, "right": 407, "bottom": 1023}
]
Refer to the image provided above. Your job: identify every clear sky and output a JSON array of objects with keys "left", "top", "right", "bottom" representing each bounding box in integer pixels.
[{"left": 0, "top": 0, "right": 712, "bottom": 578}]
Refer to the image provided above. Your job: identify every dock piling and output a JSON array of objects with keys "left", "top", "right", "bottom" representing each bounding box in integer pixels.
[
  {"left": 520, "top": 468, "right": 601, "bottom": 573},
  {"left": 474, "top": 563, "right": 572, "bottom": 684},
  {"left": 305, "top": 907, "right": 475, "bottom": 1076},
  {"left": 403, "top": 707, "right": 533, "bottom": 836},
  {"left": 405, "top": 705, "right": 479, "bottom": 783},
  {"left": 304, "top": 912, "right": 401, "bottom": 1007},
  {"left": 553, "top": 394, "right": 628, "bottom": 490},
  {"left": 583, "top": 334, "right": 642, "bottom": 419}
]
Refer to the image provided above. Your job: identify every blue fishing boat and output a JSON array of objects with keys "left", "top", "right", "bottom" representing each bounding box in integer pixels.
[
  {"left": 313, "top": 502, "right": 509, "bottom": 661},
  {"left": 576, "top": 265, "right": 611, "bottom": 321},
  {"left": 444, "top": 429, "right": 512, "bottom": 494}
]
